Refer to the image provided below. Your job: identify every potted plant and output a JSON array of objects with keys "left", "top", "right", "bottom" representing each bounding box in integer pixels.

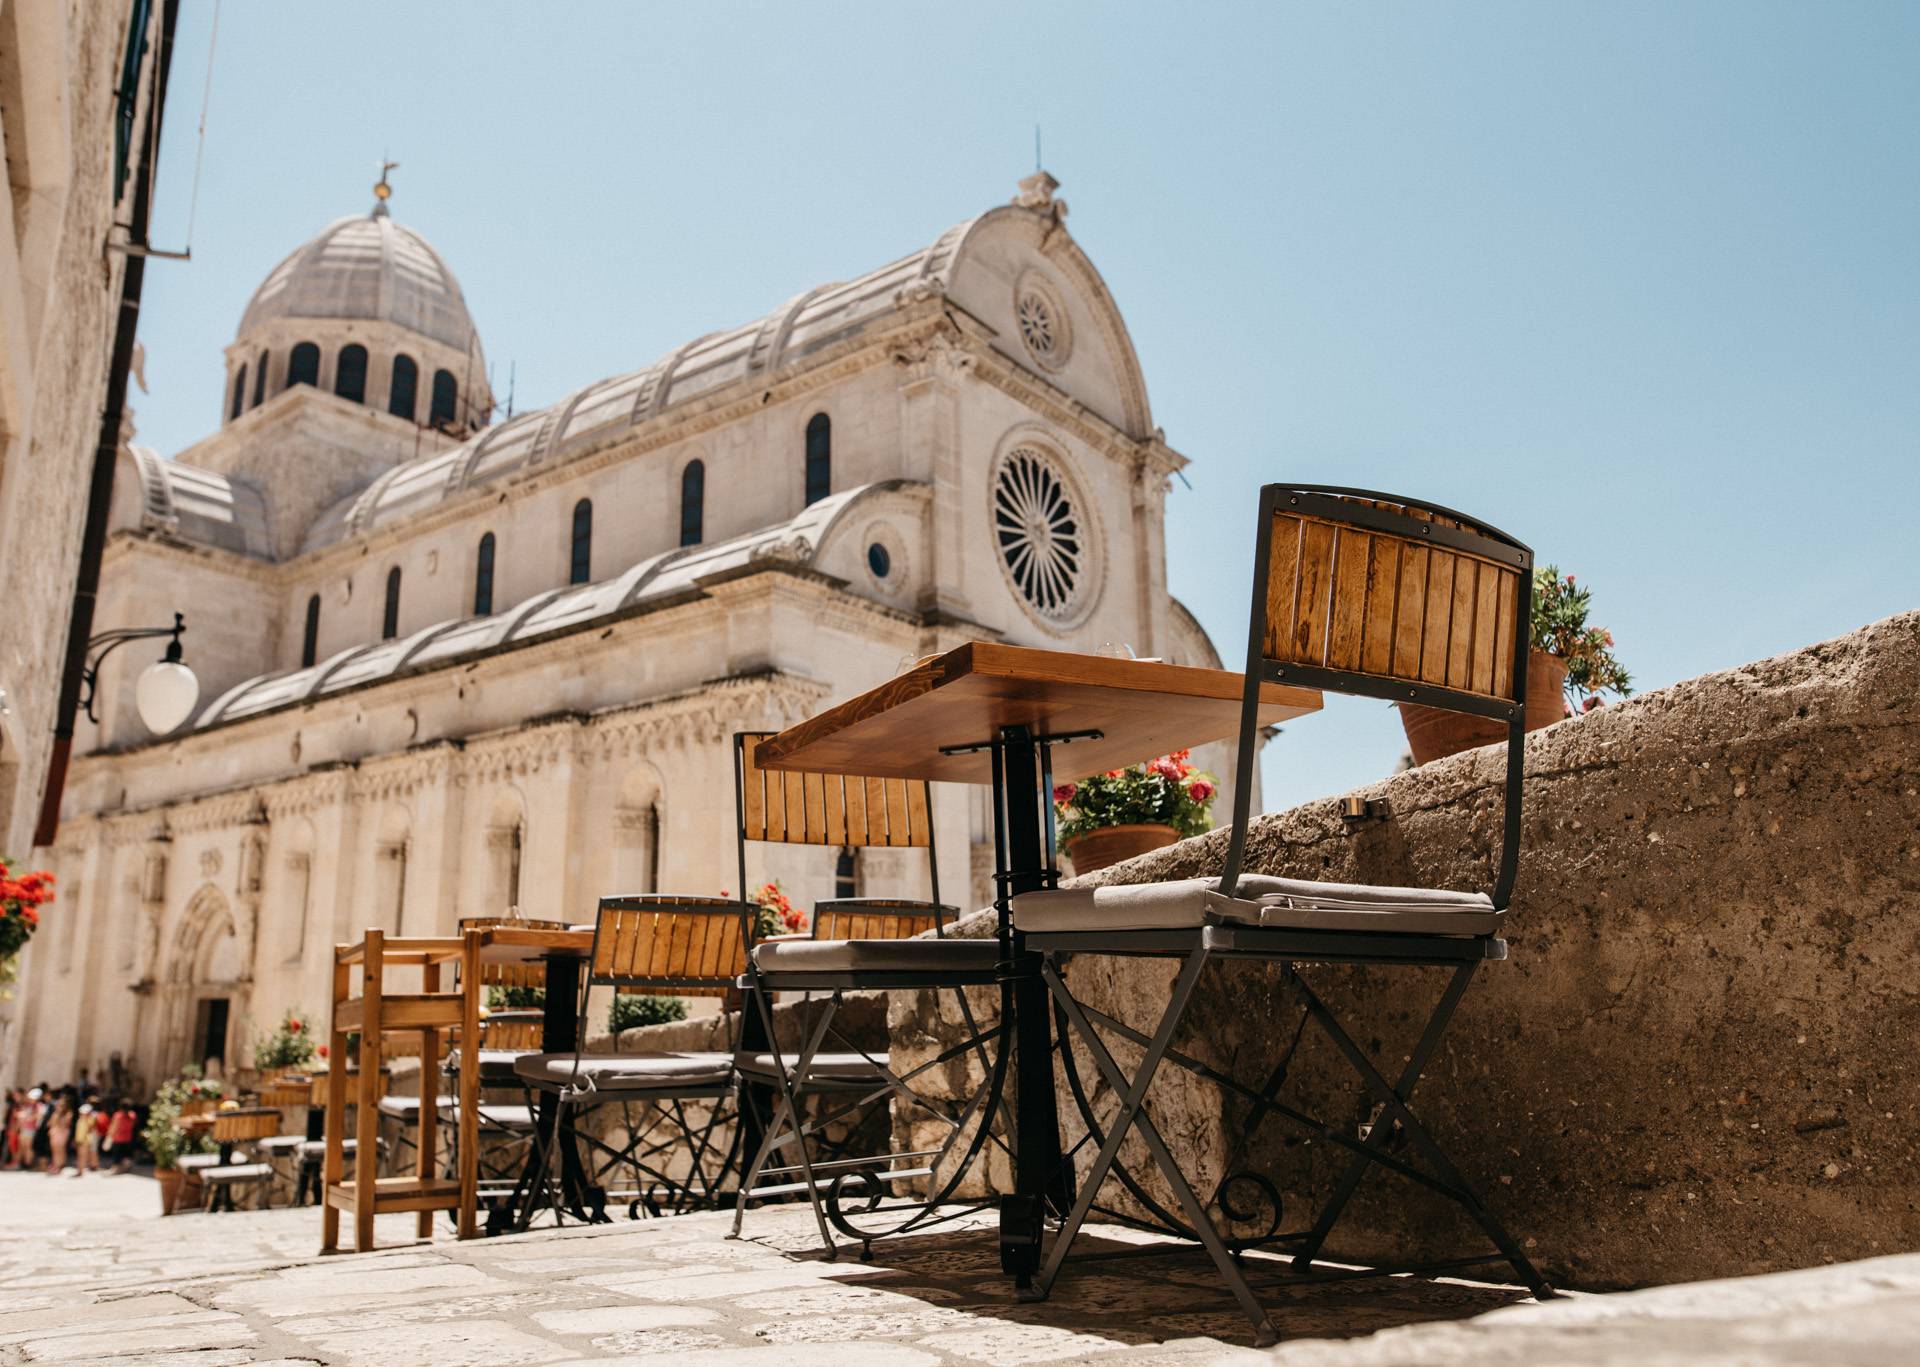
[
  {"left": 1399, "top": 565, "right": 1632, "bottom": 765},
  {"left": 1533, "top": 567, "right": 1633, "bottom": 713},
  {"left": 0, "top": 858, "right": 54, "bottom": 993},
  {"left": 173, "top": 1065, "right": 229, "bottom": 1120},
  {"left": 253, "top": 1007, "right": 317, "bottom": 1085},
  {"left": 1054, "top": 750, "right": 1218, "bottom": 876},
  {"left": 143, "top": 1076, "right": 213, "bottom": 1215},
  {"left": 743, "top": 881, "right": 808, "bottom": 941}
]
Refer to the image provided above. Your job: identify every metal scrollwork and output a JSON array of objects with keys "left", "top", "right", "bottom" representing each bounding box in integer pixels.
[{"left": 1213, "top": 1171, "right": 1284, "bottom": 1247}]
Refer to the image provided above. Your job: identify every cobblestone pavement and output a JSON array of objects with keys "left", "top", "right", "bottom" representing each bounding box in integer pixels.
[{"left": 0, "top": 1171, "right": 1914, "bottom": 1364}]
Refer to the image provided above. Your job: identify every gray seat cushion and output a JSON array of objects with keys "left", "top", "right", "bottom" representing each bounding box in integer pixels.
[
  {"left": 176, "top": 1153, "right": 223, "bottom": 1171},
  {"left": 203, "top": 1162, "right": 273, "bottom": 1181},
  {"left": 1255, "top": 876, "right": 1498, "bottom": 935},
  {"left": 298, "top": 1138, "right": 371, "bottom": 1158},
  {"left": 734, "top": 1050, "right": 888, "bottom": 1082},
  {"left": 751, "top": 937, "right": 1000, "bottom": 975},
  {"left": 435, "top": 1100, "right": 538, "bottom": 1131},
  {"left": 514, "top": 1050, "right": 733, "bottom": 1092},
  {"left": 375, "top": 1096, "right": 422, "bottom": 1120},
  {"left": 1014, "top": 875, "right": 1497, "bottom": 936},
  {"left": 255, "top": 1135, "right": 305, "bottom": 1153},
  {"left": 444, "top": 1047, "right": 531, "bottom": 1084}
]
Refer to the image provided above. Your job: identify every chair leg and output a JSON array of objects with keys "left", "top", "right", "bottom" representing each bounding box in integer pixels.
[
  {"left": 732, "top": 989, "right": 837, "bottom": 1254},
  {"left": 1292, "top": 962, "right": 1476, "bottom": 1273},
  {"left": 1038, "top": 951, "right": 1279, "bottom": 1346},
  {"left": 1292, "top": 969, "right": 1554, "bottom": 1299},
  {"left": 516, "top": 1095, "right": 566, "bottom": 1234}
]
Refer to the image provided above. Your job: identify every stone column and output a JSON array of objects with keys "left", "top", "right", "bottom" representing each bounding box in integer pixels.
[{"left": 897, "top": 330, "right": 973, "bottom": 619}]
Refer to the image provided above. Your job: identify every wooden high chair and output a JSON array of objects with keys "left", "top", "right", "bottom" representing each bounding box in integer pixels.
[{"left": 321, "top": 931, "right": 464, "bottom": 1253}]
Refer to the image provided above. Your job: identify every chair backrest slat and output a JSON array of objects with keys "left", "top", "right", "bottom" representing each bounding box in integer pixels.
[
  {"left": 1227, "top": 485, "right": 1534, "bottom": 910},
  {"left": 589, "top": 896, "right": 748, "bottom": 998},
  {"left": 1262, "top": 496, "right": 1528, "bottom": 704},
  {"left": 813, "top": 901, "right": 943, "bottom": 942},
  {"left": 736, "top": 734, "right": 934, "bottom": 850}
]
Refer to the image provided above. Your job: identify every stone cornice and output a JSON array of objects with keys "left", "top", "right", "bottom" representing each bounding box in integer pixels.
[
  {"left": 101, "top": 527, "right": 283, "bottom": 584},
  {"left": 62, "top": 669, "right": 833, "bottom": 829},
  {"left": 950, "top": 325, "right": 1174, "bottom": 475}
]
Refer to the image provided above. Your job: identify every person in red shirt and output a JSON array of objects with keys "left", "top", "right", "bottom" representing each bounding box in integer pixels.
[{"left": 103, "top": 1103, "right": 138, "bottom": 1173}]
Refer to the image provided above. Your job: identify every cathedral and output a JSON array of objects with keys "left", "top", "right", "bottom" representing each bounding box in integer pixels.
[{"left": 9, "top": 172, "right": 1242, "bottom": 1088}]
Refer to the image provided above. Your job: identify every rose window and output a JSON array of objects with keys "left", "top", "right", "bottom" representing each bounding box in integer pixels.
[
  {"left": 993, "top": 447, "right": 1084, "bottom": 620},
  {"left": 1017, "top": 291, "right": 1058, "bottom": 362}
]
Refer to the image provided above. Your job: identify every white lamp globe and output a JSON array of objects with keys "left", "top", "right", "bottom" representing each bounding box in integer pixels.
[{"left": 135, "top": 659, "right": 199, "bottom": 735}]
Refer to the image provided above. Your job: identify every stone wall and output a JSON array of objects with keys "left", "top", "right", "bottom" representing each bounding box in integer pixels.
[
  {"left": 890, "top": 611, "right": 1920, "bottom": 1290},
  {"left": 0, "top": 0, "right": 141, "bottom": 856}
]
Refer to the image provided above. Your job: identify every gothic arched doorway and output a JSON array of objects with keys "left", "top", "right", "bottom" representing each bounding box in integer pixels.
[{"left": 153, "top": 884, "right": 251, "bottom": 1082}]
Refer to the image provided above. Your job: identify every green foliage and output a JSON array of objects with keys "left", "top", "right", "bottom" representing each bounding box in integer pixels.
[
  {"left": 1053, "top": 751, "right": 1219, "bottom": 844},
  {"left": 144, "top": 1069, "right": 219, "bottom": 1170},
  {"left": 1532, "top": 566, "right": 1633, "bottom": 707},
  {"left": 608, "top": 992, "right": 688, "bottom": 1034},
  {"left": 486, "top": 985, "right": 545, "bottom": 1010},
  {"left": 141, "top": 1095, "right": 187, "bottom": 1169},
  {"left": 252, "top": 1007, "right": 318, "bottom": 1070}
]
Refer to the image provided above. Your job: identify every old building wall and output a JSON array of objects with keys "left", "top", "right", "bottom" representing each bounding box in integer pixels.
[
  {"left": 0, "top": 0, "right": 143, "bottom": 855},
  {"left": 84, "top": 540, "right": 282, "bottom": 750}
]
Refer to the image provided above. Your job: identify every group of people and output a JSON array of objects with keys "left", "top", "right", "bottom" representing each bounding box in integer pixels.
[{"left": 4, "top": 1083, "right": 142, "bottom": 1175}]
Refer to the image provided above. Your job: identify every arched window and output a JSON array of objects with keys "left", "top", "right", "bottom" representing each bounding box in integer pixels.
[
  {"left": 474, "top": 532, "right": 496, "bottom": 615},
  {"left": 287, "top": 341, "right": 320, "bottom": 388},
  {"left": 382, "top": 567, "right": 401, "bottom": 640},
  {"left": 301, "top": 594, "right": 321, "bottom": 668},
  {"left": 569, "top": 499, "right": 593, "bottom": 585},
  {"left": 804, "top": 412, "right": 831, "bottom": 506},
  {"left": 335, "top": 344, "right": 368, "bottom": 403},
  {"left": 229, "top": 366, "right": 247, "bottom": 420},
  {"left": 429, "top": 369, "right": 457, "bottom": 428},
  {"left": 388, "top": 354, "right": 418, "bottom": 421},
  {"left": 251, "top": 351, "right": 268, "bottom": 407},
  {"left": 679, "top": 460, "right": 704, "bottom": 547},
  {"left": 834, "top": 847, "right": 857, "bottom": 901}
]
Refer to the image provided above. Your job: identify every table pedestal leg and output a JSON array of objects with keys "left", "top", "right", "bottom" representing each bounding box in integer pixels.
[{"left": 996, "top": 726, "right": 1066, "bottom": 1286}]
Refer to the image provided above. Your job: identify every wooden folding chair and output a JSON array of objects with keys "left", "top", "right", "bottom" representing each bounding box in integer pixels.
[
  {"left": 511, "top": 897, "right": 751, "bottom": 1228},
  {"left": 729, "top": 731, "right": 1008, "bottom": 1260},
  {"left": 1015, "top": 485, "right": 1555, "bottom": 1344}
]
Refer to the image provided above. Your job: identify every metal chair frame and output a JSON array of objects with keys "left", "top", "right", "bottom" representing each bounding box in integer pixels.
[
  {"left": 729, "top": 730, "right": 1014, "bottom": 1260},
  {"left": 514, "top": 895, "right": 752, "bottom": 1229},
  {"left": 439, "top": 1007, "right": 542, "bottom": 1219},
  {"left": 1025, "top": 484, "right": 1553, "bottom": 1345}
]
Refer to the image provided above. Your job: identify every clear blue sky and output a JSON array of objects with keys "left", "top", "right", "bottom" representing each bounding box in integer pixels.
[{"left": 136, "top": 2, "right": 1919, "bottom": 813}]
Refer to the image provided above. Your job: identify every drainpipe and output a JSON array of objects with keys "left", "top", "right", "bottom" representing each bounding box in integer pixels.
[{"left": 32, "top": 0, "right": 181, "bottom": 849}]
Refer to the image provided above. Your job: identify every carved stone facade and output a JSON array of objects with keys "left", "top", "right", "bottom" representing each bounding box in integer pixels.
[{"left": 9, "top": 175, "right": 1246, "bottom": 1087}]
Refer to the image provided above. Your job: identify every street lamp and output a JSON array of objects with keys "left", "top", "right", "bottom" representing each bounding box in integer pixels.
[{"left": 81, "top": 612, "right": 200, "bottom": 735}]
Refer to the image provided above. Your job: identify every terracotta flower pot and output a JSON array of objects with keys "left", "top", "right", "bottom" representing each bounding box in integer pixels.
[
  {"left": 1398, "top": 649, "right": 1570, "bottom": 766},
  {"left": 1064, "top": 822, "right": 1180, "bottom": 876},
  {"left": 157, "top": 1166, "right": 185, "bottom": 1216}
]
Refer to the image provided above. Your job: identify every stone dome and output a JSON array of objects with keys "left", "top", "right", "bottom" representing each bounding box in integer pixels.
[{"left": 236, "top": 205, "right": 482, "bottom": 356}]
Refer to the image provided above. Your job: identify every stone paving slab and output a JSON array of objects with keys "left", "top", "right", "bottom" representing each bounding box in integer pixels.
[{"left": 0, "top": 1172, "right": 1914, "bottom": 1363}]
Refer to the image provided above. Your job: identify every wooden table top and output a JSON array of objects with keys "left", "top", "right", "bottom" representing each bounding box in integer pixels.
[
  {"left": 758, "top": 642, "right": 1322, "bottom": 784},
  {"left": 464, "top": 924, "right": 593, "bottom": 966}
]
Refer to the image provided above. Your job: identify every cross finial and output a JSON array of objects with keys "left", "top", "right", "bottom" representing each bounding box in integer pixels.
[{"left": 372, "top": 158, "right": 399, "bottom": 217}]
